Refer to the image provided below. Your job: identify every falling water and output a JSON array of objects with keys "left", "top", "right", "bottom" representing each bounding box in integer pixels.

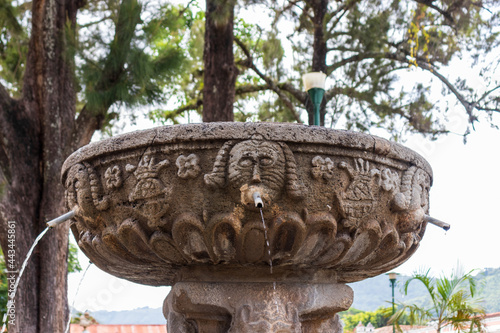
[
  {"left": 1, "top": 227, "right": 50, "bottom": 333},
  {"left": 259, "top": 208, "right": 280, "bottom": 313},
  {"left": 259, "top": 208, "right": 273, "bottom": 274},
  {"left": 272, "top": 281, "right": 279, "bottom": 312},
  {"left": 65, "top": 262, "right": 93, "bottom": 333}
]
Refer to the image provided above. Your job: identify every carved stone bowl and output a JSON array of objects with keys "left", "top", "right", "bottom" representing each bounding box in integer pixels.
[{"left": 63, "top": 122, "right": 432, "bottom": 286}]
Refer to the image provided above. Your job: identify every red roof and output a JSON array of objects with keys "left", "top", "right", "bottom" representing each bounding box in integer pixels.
[
  {"left": 374, "top": 325, "right": 427, "bottom": 333},
  {"left": 70, "top": 324, "right": 167, "bottom": 333},
  {"left": 485, "top": 312, "right": 500, "bottom": 319}
]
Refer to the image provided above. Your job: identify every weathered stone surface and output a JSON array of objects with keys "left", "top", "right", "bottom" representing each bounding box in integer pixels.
[
  {"left": 62, "top": 122, "right": 432, "bottom": 332},
  {"left": 164, "top": 282, "right": 352, "bottom": 333}
]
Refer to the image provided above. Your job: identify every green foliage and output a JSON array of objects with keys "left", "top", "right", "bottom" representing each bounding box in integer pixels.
[
  {"left": 475, "top": 268, "right": 500, "bottom": 312},
  {"left": 148, "top": 7, "right": 206, "bottom": 124},
  {"left": 68, "top": 241, "right": 82, "bottom": 274},
  {"left": 392, "top": 267, "right": 485, "bottom": 333},
  {"left": 340, "top": 307, "right": 406, "bottom": 332},
  {"left": 71, "top": 311, "right": 98, "bottom": 325},
  {"left": 0, "top": 0, "right": 29, "bottom": 96},
  {"left": 79, "top": 0, "right": 188, "bottom": 129},
  {"left": 62, "top": 0, "right": 187, "bottom": 133}
]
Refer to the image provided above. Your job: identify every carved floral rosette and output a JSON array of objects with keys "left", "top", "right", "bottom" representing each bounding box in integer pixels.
[{"left": 62, "top": 123, "right": 432, "bottom": 286}]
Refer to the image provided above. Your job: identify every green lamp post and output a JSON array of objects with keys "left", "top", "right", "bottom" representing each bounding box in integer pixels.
[
  {"left": 302, "top": 72, "right": 326, "bottom": 126},
  {"left": 388, "top": 272, "right": 398, "bottom": 333}
]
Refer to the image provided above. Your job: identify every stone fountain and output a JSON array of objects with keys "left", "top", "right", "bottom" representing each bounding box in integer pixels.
[{"left": 62, "top": 122, "right": 432, "bottom": 332}]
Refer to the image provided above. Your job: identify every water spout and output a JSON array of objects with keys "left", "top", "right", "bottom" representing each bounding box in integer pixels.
[
  {"left": 424, "top": 215, "right": 450, "bottom": 231},
  {"left": 253, "top": 191, "right": 264, "bottom": 208},
  {"left": 46, "top": 210, "right": 76, "bottom": 228}
]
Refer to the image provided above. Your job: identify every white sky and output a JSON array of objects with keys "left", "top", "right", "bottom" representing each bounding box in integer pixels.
[{"left": 66, "top": 1, "right": 500, "bottom": 313}]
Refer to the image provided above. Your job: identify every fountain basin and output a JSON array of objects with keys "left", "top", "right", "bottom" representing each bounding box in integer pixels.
[{"left": 63, "top": 122, "right": 431, "bottom": 286}]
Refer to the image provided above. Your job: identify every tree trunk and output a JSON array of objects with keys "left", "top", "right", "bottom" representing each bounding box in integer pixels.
[
  {"left": 202, "top": 0, "right": 237, "bottom": 122},
  {"left": 307, "top": 0, "right": 328, "bottom": 126},
  {"left": 0, "top": 0, "right": 82, "bottom": 331}
]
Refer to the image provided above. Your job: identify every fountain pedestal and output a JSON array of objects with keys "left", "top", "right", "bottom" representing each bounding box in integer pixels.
[
  {"left": 62, "top": 123, "right": 432, "bottom": 332},
  {"left": 165, "top": 266, "right": 353, "bottom": 332},
  {"left": 165, "top": 281, "right": 351, "bottom": 332}
]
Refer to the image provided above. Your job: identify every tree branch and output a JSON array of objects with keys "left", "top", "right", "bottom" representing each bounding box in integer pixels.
[
  {"left": 236, "top": 84, "right": 272, "bottom": 95},
  {"left": 234, "top": 37, "right": 303, "bottom": 123},
  {"left": 178, "top": 0, "right": 196, "bottom": 17},
  {"left": 326, "top": 45, "right": 500, "bottom": 126},
  {"left": 327, "top": 51, "right": 398, "bottom": 74},
  {"left": 413, "top": 0, "right": 455, "bottom": 25},
  {"left": 277, "top": 82, "right": 308, "bottom": 105},
  {"left": 475, "top": 85, "right": 500, "bottom": 107},
  {"left": 79, "top": 16, "right": 112, "bottom": 29},
  {"left": 326, "top": 0, "right": 360, "bottom": 35},
  {"left": 73, "top": 104, "right": 100, "bottom": 148},
  {"left": 412, "top": 59, "right": 478, "bottom": 123},
  {"left": 162, "top": 100, "right": 202, "bottom": 121},
  {"left": 271, "top": 0, "right": 302, "bottom": 27}
]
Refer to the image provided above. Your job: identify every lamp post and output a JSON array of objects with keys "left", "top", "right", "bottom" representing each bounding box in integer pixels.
[
  {"left": 388, "top": 272, "right": 398, "bottom": 333},
  {"left": 302, "top": 72, "right": 326, "bottom": 126}
]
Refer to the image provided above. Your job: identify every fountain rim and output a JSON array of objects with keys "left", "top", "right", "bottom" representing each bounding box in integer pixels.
[{"left": 62, "top": 122, "right": 432, "bottom": 182}]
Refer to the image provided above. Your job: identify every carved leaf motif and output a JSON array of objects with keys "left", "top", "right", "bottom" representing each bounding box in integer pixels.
[
  {"left": 149, "top": 231, "right": 186, "bottom": 265},
  {"left": 293, "top": 213, "right": 337, "bottom": 263},
  {"left": 337, "top": 219, "right": 382, "bottom": 265},
  {"left": 315, "top": 232, "right": 352, "bottom": 267},
  {"left": 172, "top": 213, "right": 212, "bottom": 263},
  {"left": 98, "top": 227, "right": 145, "bottom": 265},
  {"left": 240, "top": 222, "right": 267, "bottom": 263},
  {"left": 117, "top": 219, "right": 159, "bottom": 261},
  {"left": 207, "top": 214, "right": 242, "bottom": 263},
  {"left": 271, "top": 212, "right": 306, "bottom": 263}
]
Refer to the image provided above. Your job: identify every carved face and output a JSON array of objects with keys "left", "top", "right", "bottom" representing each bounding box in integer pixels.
[{"left": 228, "top": 140, "right": 286, "bottom": 202}]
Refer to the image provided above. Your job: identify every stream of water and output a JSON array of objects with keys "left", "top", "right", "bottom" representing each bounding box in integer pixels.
[
  {"left": 1, "top": 227, "right": 50, "bottom": 333},
  {"left": 64, "top": 262, "right": 92, "bottom": 333},
  {"left": 259, "top": 208, "right": 273, "bottom": 274},
  {"left": 259, "top": 208, "right": 280, "bottom": 313}
]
